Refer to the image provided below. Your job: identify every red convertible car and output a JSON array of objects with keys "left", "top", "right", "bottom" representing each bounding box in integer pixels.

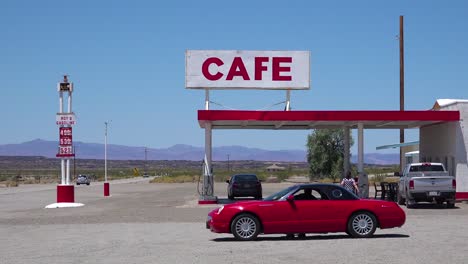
[{"left": 206, "top": 183, "right": 406, "bottom": 240}]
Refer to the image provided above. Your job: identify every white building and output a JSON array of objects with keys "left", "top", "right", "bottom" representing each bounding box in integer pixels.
[{"left": 420, "top": 99, "right": 468, "bottom": 200}]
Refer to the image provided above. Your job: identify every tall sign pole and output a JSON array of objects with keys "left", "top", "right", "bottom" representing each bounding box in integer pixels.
[
  {"left": 104, "top": 121, "right": 110, "bottom": 197},
  {"left": 399, "top": 16, "right": 405, "bottom": 171},
  {"left": 186, "top": 50, "right": 310, "bottom": 204},
  {"left": 56, "top": 75, "right": 76, "bottom": 203}
]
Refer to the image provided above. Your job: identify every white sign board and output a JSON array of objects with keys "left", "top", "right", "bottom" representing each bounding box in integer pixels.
[
  {"left": 56, "top": 146, "right": 74, "bottom": 157},
  {"left": 56, "top": 114, "right": 76, "bottom": 126},
  {"left": 185, "top": 50, "right": 310, "bottom": 89}
]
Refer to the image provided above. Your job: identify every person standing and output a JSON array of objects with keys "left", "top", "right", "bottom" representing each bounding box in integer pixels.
[{"left": 341, "top": 171, "right": 359, "bottom": 195}]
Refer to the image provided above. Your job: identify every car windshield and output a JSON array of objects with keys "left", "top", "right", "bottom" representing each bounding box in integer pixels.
[
  {"left": 263, "top": 186, "right": 296, "bottom": 201},
  {"left": 233, "top": 175, "right": 258, "bottom": 182}
]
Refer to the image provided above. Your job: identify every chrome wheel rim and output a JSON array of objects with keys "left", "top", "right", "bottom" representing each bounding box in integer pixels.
[
  {"left": 352, "top": 214, "right": 373, "bottom": 236},
  {"left": 235, "top": 217, "right": 256, "bottom": 239}
]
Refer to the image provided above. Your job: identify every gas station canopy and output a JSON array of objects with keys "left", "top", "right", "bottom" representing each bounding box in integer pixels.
[{"left": 198, "top": 110, "right": 460, "bottom": 130}]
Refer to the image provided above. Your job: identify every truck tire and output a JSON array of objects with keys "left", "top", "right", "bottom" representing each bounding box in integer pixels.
[
  {"left": 397, "top": 192, "right": 405, "bottom": 205},
  {"left": 406, "top": 199, "right": 415, "bottom": 209},
  {"left": 447, "top": 201, "right": 455, "bottom": 208}
]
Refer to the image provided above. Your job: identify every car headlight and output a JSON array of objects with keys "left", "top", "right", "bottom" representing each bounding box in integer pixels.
[{"left": 217, "top": 206, "right": 224, "bottom": 214}]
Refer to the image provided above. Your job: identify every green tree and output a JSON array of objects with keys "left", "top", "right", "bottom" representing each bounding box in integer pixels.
[{"left": 307, "top": 129, "right": 353, "bottom": 181}]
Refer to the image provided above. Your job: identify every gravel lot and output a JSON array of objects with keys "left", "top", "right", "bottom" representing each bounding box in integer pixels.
[{"left": 1, "top": 179, "right": 468, "bottom": 264}]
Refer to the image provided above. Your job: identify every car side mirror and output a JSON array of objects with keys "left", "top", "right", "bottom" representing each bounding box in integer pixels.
[{"left": 286, "top": 195, "right": 294, "bottom": 202}]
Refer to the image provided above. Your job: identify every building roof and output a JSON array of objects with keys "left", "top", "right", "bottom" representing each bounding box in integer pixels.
[
  {"left": 432, "top": 99, "right": 468, "bottom": 110},
  {"left": 376, "top": 141, "right": 420, "bottom": 150},
  {"left": 198, "top": 110, "right": 460, "bottom": 130},
  {"left": 266, "top": 164, "right": 286, "bottom": 170},
  {"left": 405, "top": 151, "right": 419, "bottom": 156}
]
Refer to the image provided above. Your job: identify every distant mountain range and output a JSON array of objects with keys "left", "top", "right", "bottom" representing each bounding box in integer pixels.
[{"left": 0, "top": 139, "right": 399, "bottom": 164}]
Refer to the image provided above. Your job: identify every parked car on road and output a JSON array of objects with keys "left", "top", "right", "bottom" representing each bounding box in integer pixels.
[
  {"left": 397, "top": 162, "right": 456, "bottom": 208},
  {"left": 207, "top": 183, "right": 406, "bottom": 241},
  {"left": 226, "top": 174, "right": 262, "bottom": 200},
  {"left": 76, "top": 174, "right": 91, "bottom": 185}
]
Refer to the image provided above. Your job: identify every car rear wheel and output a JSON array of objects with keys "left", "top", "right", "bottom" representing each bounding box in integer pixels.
[
  {"left": 231, "top": 214, "right": 260, "bottom": 241},
  {"left": 347, "top": 212, "right": 377, "bottom": 238}
]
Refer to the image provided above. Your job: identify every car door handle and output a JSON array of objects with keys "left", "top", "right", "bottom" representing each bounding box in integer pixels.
[{"left": 258, "top": 204, "right": 273, "bottom": 207}]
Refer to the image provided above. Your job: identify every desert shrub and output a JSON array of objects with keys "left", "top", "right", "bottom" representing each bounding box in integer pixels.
[
  {"left": 150, "top": 175, "right": 195, "bottom": 183},
  {"left": 0, "top": 175, "right": 10, "bottom": 182},
  {"left": 22, "top": 179, "right": 37, "bottom": 184},
  {"left": 5, "top": 181, "right": 19, "bottom": 187}
]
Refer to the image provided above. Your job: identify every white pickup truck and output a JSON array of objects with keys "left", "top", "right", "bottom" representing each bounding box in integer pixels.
[{"left": 397, "top": 163, "right": 456, "bottom": 208}]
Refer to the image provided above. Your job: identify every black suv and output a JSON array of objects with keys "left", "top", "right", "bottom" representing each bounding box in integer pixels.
[{"left": 226, "top": 174, "right": 262, "bottom": 200}]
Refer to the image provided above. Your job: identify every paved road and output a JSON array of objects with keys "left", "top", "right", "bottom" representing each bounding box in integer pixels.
[{"left": 1, "top": 181, "right": 467, "bottom": 264}]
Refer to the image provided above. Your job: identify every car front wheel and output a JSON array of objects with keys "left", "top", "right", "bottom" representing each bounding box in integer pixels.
[
  {"left": 347, "top": 212, "right": 377, "bottom": 238},
  {"left": 231, "top": 214, "right": 260, "bottom": 241}
]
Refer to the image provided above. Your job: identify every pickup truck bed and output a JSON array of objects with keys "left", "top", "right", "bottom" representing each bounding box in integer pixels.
[{"left": 398, "top": 163, "right": 456, "bottom": 208}]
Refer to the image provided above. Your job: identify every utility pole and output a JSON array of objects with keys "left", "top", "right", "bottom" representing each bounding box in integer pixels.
[
  {"left": 73, "top": 144, "right": 76, "bottom": 180},
  {"left": 144, "top": 147, "right": 148, "bottom": 175},
  {"left": 399, "top": 15, "right": 405, "bottom": 172}
]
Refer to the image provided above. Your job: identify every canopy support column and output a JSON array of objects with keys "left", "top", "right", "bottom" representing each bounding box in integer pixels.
[
  {"left": 357, "top": 123, "right": 369, "bottom": 198},
  {"left": 344, "top": 126, "right": 350, "bottom": 175},
  {"left": 200, "top": 122, "right": 217, "bottom": 203}
]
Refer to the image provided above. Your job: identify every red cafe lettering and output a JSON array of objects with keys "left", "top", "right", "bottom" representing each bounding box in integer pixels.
[{"left": 202, "top": 56, "right": 293, "bottom": 81}]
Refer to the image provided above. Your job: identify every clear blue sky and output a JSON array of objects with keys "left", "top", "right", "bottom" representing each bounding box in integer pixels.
[{"left": 1, "top": 0, "right": 467, "bottom": 154}]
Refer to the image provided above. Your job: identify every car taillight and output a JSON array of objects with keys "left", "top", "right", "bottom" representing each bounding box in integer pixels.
[
  {"left": 452, "top": 179, "right": 456, "bottom": 189},
  {"left": 409, "top": 180, "right": 414, "bottom": 190},
  {"left": 255, "top": 181, "right": 261, "bottom": 186}
]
